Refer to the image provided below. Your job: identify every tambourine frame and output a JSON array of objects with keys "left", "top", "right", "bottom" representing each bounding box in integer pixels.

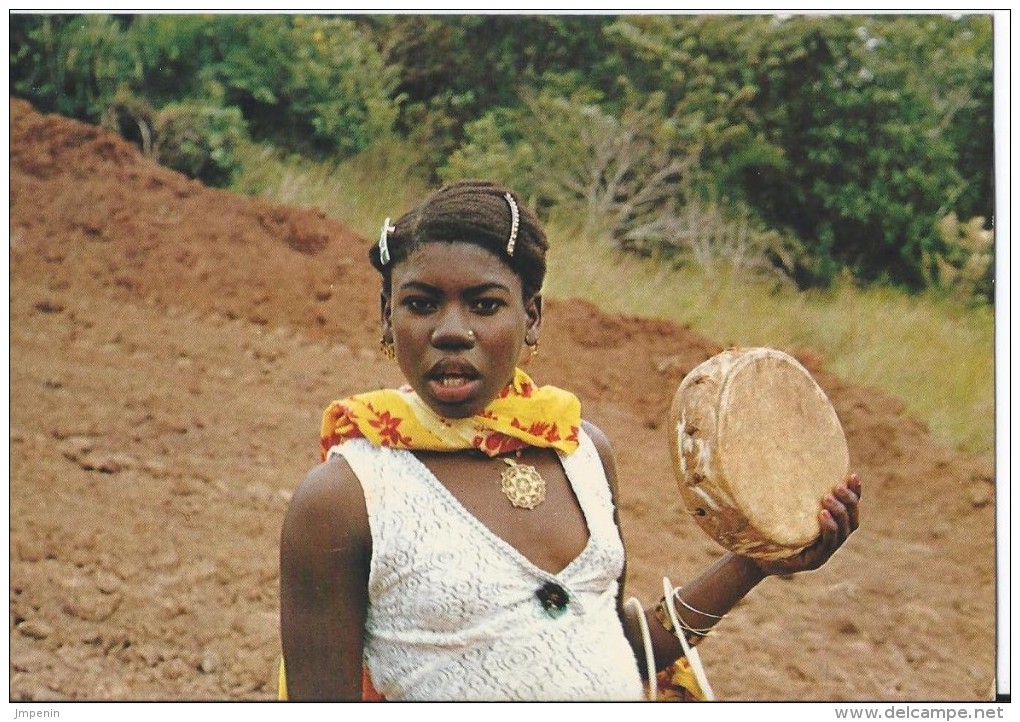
[{"left": 668, "top": 347, "right": 849, "bottom": 560}]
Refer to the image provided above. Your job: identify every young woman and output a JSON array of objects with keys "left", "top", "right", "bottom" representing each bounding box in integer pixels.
[{"left": 279, "top": 180, "right": 861, "bottom": 701}]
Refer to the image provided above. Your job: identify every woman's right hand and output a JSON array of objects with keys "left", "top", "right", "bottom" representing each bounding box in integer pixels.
[{"left": 752, "top": 473, "right": 861, "bottom": 578}]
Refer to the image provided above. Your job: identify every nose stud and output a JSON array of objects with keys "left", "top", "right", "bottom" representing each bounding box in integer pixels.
[{"left": 430, "top": 327, "right": 476, "bottom": 343}]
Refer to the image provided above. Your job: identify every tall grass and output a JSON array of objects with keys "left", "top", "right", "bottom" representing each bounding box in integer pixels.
[
  {"left": 233, "top": 139, "right": 430, "bottom": 239},
  {"left": 234, "top": 154, "right": 996, "bottom": 461},
  {"left": 544, "top": 213, "right": 996, "bottom": 460}
]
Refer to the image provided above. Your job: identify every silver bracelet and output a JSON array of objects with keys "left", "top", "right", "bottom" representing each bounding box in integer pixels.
[
  {"left": 672, "top": 587, "right": 727, "bottom": 621},
  {"left": 654, "top": 596, "right": 713, "bottom": 639}
]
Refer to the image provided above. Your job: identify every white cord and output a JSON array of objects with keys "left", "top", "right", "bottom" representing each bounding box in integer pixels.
[
  {"left": 625, "top": 596, "right": 657, "bottom": 701},
  {"left": 662, "top": 576, "right": 716, "bottom": 701}
]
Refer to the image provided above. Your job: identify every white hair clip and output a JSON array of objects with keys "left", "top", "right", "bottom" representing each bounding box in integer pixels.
[
  {"left": 504, "top": 192, "right": 520, "bottom": 256},
  {"left": 378, "top": 217, "right": 395, "bottom": 265}
]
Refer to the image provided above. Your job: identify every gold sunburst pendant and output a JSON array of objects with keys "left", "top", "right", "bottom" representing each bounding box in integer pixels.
[{"left": 500, "top": 457, "right": 546, "bottom": 510}]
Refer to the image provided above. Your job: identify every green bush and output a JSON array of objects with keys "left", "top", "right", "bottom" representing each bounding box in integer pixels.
[
  {"left": 442, "top": 86, "right": 800, "bottom": 284},
  {"left": 190, "top": 15, "right": 401, "bottom": 158},
  {"left": 11, "top": 14, "right": 402, "bottom": 166},
  {"left": 153, "top": 101, "right": 249, "bottom": 187},
  {"left": 597, "top": 15, "right": 994, "bottom": 292},
  {"left": 924, "top": 213, "right": 995, "bottom": 304},
  {"left": 10, "top": 14, "right": 134, "bottom": 122}
]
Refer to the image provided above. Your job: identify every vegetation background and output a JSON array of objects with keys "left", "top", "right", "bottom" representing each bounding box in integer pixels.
[{"left": 9, "top": 12, "right": 998, "bottom": 459}]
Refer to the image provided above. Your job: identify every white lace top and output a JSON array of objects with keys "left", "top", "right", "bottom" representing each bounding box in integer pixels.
[{"left": 328, "top": 428, "right": 644, "bottom": 701}]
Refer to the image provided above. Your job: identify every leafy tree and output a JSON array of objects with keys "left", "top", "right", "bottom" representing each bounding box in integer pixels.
[
  {"left": 372, "top": 15, "right": 617, "bottom": 173},
  {"left": 749, "top": 14, "right": 990, "bottom": 289},
  {"left": 885, "top": 14, "right": 994, "bottom": 224},
  {"left": 442, "top": 85, "right": 799, "bottom": 282},
  {"left": 127, "top": 15, "right": 401, "bottom": 157},
  {"left": 600, "top": 14, "right": 993, "bottom": 290},
  {"left": 120, "top": 14, "right": 219, "bottom": 104},
  {"left": 11, "top": 14, "right": 403, "bottom": 182},
  {"left": 10, "top": 14, "right": 134, "bottom": 122}
]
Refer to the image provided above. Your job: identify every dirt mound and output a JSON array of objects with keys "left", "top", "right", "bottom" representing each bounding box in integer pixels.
[{"left": 8, "top": 97, "right": 998, "bottom": 701}]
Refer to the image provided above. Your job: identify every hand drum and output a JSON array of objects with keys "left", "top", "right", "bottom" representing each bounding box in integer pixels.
[{"left": 668, "top": 347, "right": 850, "bottom": 560}]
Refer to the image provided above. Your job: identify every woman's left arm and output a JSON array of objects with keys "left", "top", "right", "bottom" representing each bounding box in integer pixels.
[
  {"left": 585, "top": 420, "right": 862, "bottom": 677},
  {"left": 629, "top": 476, "right": 859, "bottom": 676}
]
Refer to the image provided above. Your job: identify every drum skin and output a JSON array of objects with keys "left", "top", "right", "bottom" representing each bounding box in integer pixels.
[{"left": 668, "top": 347, "right": 850, "bottom": 560}]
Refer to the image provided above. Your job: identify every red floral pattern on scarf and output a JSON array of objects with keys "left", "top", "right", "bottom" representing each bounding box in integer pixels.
[
  {"left": 319, "top": 368, "right": 580, "bottom": 462},
  {"left": 366, "top": 405, "right": 414, "bottom": 447}
]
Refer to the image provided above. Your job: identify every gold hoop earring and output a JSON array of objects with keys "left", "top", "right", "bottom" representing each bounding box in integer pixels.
[
  {"left": 380, "top": 336, "right": 396, "bottom": 361},
  {"left": 529, "top": 340, "right": 539, "bottom": 360}
]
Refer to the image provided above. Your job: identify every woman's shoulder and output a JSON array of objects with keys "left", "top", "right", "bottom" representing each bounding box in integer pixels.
[
  {"left": 580, "top": 419, "right": 616, "bottom": 467},
  {"left": 283, "top": 453, "right": 369, "bottom": 546},
  {"left": 580, "top": 419, "right": 613, "bottom": 451},
  {"left": 300, "top": 452, "right": 362, "bottom": 491},
  {"left": 578, "top": 419, "right": 620, "bottom": 500}
]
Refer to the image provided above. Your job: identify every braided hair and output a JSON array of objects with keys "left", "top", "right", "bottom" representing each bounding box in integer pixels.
[{"left": 369, "top": 180, "right": 549, "bottom": 300}]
